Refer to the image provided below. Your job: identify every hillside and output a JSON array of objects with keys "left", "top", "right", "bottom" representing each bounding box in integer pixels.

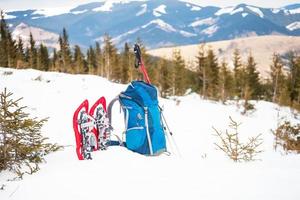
[
  {"left": 148, "top": 35, "right": 300, "bottom": 78},
  {"left": 0, "top": 67, "right": 300, "bottom": 200},
  {"left": 4, "top": 1, "right": 300, "bottom": 49}
]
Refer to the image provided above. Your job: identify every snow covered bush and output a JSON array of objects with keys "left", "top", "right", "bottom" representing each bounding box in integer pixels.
[
  {"left": 0, "top": 88, "right": 62, "bottom": 179},
  {"left": 213, "top": 117, "right": 263, "bottom": 162},
  {"left": 273, "top": 121, "right": 300, "bottom": 154}
]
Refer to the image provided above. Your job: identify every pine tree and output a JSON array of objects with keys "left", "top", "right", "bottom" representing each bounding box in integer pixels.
[
  {"left": 121, "top": 42, "right": 132, "bottom": 83},
  {"left": 87, "top": 46, "right": 96, "bottom": 74},
  {"left": 0, "top": 11, "right": 8, "bottom": 67},
  {"left": 50, "top": 48, "right": 58, "bottom": 71},
  {"left": 219, "top": 59, "right": 233, "bottom": 103},
  {"left": 103, "top": 34, "right": 117, "bottom": 80},
  {"left": 58, "top": 28, "right": 72, "bottom": 73},
  {"left": 196, "top": 43, "right": 207, "bottom": 97},
  {"left": 160, "top": 59, "right": 175, "bottom": 97},
  {"left": 37, "top": 44, "right": 50, "bottom": 71},
  {"left": 0, "top": 88, "right": 61, "bottom": 178},
  {"left": 28, "top": 32, "right": 37, "bottom": 68},
  {"left": 16, "top": 37, "right": 26, "bottom": 68},
  {"left": 270, "top": 53, "right": 284, "bottom": 103},
  {"left": 172, "top": 49, "right": 186, "bottom": 96},
  {"left": 95, "top": 42, "right": 103, "bottom": 76},
  {"left": 287, "top": 52, "right": 300, "bottom": 107},
  {"left": 245, "top": 52, "right": 260, "bottom": 99},
  {"left": 233, "top": 49, "right": 244, "bottom": 98},
  {"left": 73, "top": 45, "right": 86, "bottom": 74},
  {"left": 6, "top": 31, "right": 17, "bottom": 68},
  {"left": 206, "top": 48, "right": 219, "bottom": 99}
]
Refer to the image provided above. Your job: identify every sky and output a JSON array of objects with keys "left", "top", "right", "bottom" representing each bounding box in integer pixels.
[{"left": 0, "top": 0, "right": 299, "bottom": 11}]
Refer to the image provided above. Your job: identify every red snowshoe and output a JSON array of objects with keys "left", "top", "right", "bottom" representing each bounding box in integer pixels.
[{"left": 73, "top": 97, "right": 109, "bottom": 160}]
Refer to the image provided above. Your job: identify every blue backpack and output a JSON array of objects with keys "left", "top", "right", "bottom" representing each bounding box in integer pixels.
[{"left": 108, "top": 81, "right": 167, "bottom": 155}]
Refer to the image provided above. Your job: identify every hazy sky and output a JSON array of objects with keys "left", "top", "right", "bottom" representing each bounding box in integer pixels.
[{"left": 0, "top": 0, "right": 299, "bottom": 11}]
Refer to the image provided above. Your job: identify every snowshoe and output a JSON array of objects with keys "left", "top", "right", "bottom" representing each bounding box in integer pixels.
[
  {"left": 73, "top": 99, "right": 97, "bottom": 160},
  {"left": 89, "top": 97, "right": 110, "bottom": 150},
  {"left": 73, "top": 97, "right": 110, "bottom": 160}
]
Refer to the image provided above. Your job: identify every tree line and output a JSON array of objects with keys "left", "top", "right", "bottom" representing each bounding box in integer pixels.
[{"left": 1, "top": 11, "right": 300, "bottom": 110}]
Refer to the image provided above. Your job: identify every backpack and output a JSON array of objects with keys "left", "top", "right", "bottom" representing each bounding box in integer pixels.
[{"left": 108, "top": 81, "right": 167, "bottom": 155}]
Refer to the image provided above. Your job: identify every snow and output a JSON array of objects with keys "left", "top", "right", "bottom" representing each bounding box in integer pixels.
[
  {"left": 32, "top": 7, "right": 73, "bottom": 17},
  {"left": 179, "top": 30, "right": 197, "bottom": 37},
  {"left": 246, "top": 6, "right": 264, "bottom": 18},
  {"left": 92, "top": 0, "right": 131, "bottom": 12},
  {"left": 3, "top": 13, "right": 16, "bottom": 19},
  {"left": 136, "top": 4, "right": 147, "bottom": 16},
  {"left": 272, "top": 8, "right": 282, "bottom": 14},
  {"left": 142, "top": 19, "right": 176, "bottom": 32},
  {"left": 231, "top": 7, "right": 244, "bottom": 15},
  {"left": 215, "top": 6, "right": 235, "bottom": 16},
  {"left": 12, "top": 23, "right": 59, "bottom": 49},
  {"left": 189, "top": 17, "right": 217, "bottom": 27},
  {"left": 289, "top": 8, "right": 300, "bottom": 14},
  {"left": 153, "top": 4, "right": 167, "bottom": 17},
  {"left": 93, "top": 2, "right": 114, "bottom": 12},
  {"left": 286, "top": 21, "right": 300, "bottom": 31},
  {"left": 71, "top": 9, "right": 88, "bottom": 15},
  {"left": 112, "top": 28, "right": 140, "bottom": 43},
  {"left": 201, "top": 25, "right": 219, "bottom": 36},
  {"left": 242, "top": 13, "right": 248, "bottom": 17},
  {"left": 0, "top": 67, "right": 300, "bottom": 200},
  {"left": 191, "top": 6, "right": 201, "bottom": 11}
]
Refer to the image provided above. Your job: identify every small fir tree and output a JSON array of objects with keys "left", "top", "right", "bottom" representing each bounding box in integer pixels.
[{"left": 0, "top": 88, "right": 62, "bottom": 178}]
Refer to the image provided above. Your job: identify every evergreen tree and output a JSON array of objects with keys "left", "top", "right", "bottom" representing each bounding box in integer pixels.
[
  {"left": 73, "top": 45, "right": 86, "bottom": 74},
  {"left": 37, "top": 44, "right": 50, "bottom": 71},
  {"left": 87, "top": 46, "right": 96, "bottom": 74},
  {"left": 0, "top": 88, "right": 61, "bottom": 178},
  {"left": 28, "top": 32, "right": 37, "bottom": 68},
  {"left": 0, "top": 11, "right": 8, "bottom": 67},
  {"left": 233, "top": 49, "right": 244, "bottom": 98},
  {"left": 270, "top": 53, "right": 285, "bottom": 103},
  {"left": 196, "top": 44, "right": 207, "bottom": 97},
  {"left": 205, "top": 48, "right": 219, "bottom": 99},
  {"left": 172, "top": 49, "right": 186, "bottom": 96},
  {"left": 287, "top": 52, "right": 300, "bottom": 107},
  {"left": 95, "top": 42, "right": 103, "bottom": 76},
  {"left": 6, "top": 30, "right": 17, "bottom": 68},
  {"left": 16, "top": 37, "right": 26, "bottom": 68},
  {"left": 219, "top": 59, "right": 233, "bottom": 103},
  {"left": 160, "top": 59, "right": 175, "bottom": 97},
  {"left": 0, "top": 12, "right": 17, "bottom": 68},
  {"left": 58, "top": 28, "right": 72, "bottom": 72},
  {"left": 51, "top": 48, "right": 58, "bottom": 71},
  {"left": 121, "top": 42, "right": 132, "bottom": 83},
  {"left": 103, "top": 34, "right": 117, "bottom": 80},
  {"left": 245, "top": 52, "right": 260, "bottom": 99}
]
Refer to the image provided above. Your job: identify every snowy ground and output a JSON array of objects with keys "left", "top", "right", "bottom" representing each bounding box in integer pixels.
[{"left": 0, "top": 67, "right": 300, "bottom": 200}]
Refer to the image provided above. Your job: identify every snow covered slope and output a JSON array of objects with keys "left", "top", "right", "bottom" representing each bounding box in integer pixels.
[{"left": 0, "top": 67, "right": 300, "bottom": 200}]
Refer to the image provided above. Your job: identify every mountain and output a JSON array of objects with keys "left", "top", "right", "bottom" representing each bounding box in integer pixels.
[
  {"left": 3, "top": 0, "right": 300, "bottom": 49},
  {"left": 12, "top": 23, "right": 59, "bottom": 49},
  {"left": 1, "top": 67, "right": 300, "bottom": 200},
  {"left": 147, "top": 35, "right": 300, "bottom": 78}
]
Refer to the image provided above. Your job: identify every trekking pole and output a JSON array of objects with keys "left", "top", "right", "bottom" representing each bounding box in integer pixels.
[
  {"left": 134, "top": 44, "right": 151, "bottom": 84},
  {"left": 160, "top": 107, "right": 182, "bottom": 157}
]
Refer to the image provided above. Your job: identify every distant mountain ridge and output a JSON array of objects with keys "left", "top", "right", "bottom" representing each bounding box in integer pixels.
[{"left": 3, "top": 0, "right": 300, "bottom": 49}]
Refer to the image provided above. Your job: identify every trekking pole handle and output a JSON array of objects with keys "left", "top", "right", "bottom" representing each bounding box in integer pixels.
[
  {"left": 133, "top": 44, "right": 151, "bottom": 84},
  {"left": 134, "top": 44, "right": 142, "bottom": 68}
]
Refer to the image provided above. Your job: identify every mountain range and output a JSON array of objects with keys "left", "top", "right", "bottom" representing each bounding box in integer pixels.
[{"left": 3, "top": 0, "right": 300, "bottom": 49}]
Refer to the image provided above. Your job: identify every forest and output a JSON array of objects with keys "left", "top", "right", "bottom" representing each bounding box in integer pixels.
[{"left": 1, "top": 12, "right": 300, "bottom": 111}]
